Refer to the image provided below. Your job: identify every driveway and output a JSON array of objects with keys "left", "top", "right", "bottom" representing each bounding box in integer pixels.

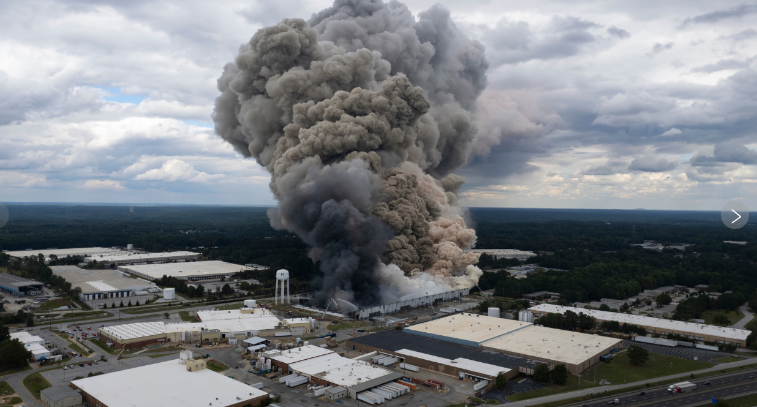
[{"left": 732, "top": 303, "right": 754, "bottom": 329}]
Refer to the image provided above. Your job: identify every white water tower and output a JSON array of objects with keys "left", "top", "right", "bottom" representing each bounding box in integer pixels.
[{"left": 275, "top": 269, "right": 290, "bottom": 305}]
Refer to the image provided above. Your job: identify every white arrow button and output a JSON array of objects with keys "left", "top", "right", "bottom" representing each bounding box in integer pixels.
[{"left": 732, "top": 209, "right": 741, "bottom": 224}]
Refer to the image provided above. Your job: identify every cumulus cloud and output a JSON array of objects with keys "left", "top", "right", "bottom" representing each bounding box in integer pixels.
[
  {"left": 690, "top": 58, "right": 753, "bottom": 73},
  {"left": 607, "top": 26, "right": 631, "bottom": 39},
  {"left": 82, "top": 180, "right": 125, "bottom": 189},
  {"left": 628, "top": 156, "right": 678, "bottom": 172},
  {"left": 134, "top": 159, "right": 224, "bottom": 184},
  {"left": 661, "top": 128, "right": 682, "bottom": 136},
  {"left": 682, "top": 4, "right": 757, "bottom": 26}
]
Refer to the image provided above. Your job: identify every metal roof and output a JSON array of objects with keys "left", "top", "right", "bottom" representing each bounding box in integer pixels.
[
  {"left": 530, "top": 304, "right": 751, "bottom": 341},
  {"left": 120, "top": 260, "right": 251, "bottom": 279},
  {"left": 41, "top": 386, "right": 81, "bottom": 402},
  {"left": 0, "top": 272, "right": 44, "bottom": 289}
]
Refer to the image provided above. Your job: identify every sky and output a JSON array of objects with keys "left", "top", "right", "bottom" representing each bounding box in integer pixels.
[{"left": 1, "top": 0, "right": 756, "bottom": 210}]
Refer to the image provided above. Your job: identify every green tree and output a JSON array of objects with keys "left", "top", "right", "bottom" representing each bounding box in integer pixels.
[
  {"left": 135, "top": 300, "right": 141, "bottom": 306},
  {"left": 222, "top": 284, "right": 234, "bottom": 295},
  {"left": 0, "top": 339, "right": 32, "bottom": 370},
  {"left": 0, "top": 325, "right": 9, "bottom": 342},
  {"left": 127, "top": 300, "right": 132, "bottom": 307},
  {"left": 656, "top": 294, "right": 672, "bottom": 306},
  {"left": 495, "top": 372, "right": 508, "bottom": 389},
  {"left": 550, "top": 364, "right": 568, "bottom": 385},
  {"left": 111, "top": 302, "right": 116, "bottom": 308},
  {"left": 102, "top": 303, "right": 107, "bottom": 309},
  {"left": 119, "top": 300, "right": 124, "bottom": 307},
  {"left": 713, "top": 314, "right": 730, "bottom": 326},
  {"left": 627, "top": 345, "right": 649, "bottom": 365},
  {"left": 26, "top": 313, "right": 35, "bottom": 327},
  {"left": 533, "top": 363, "right": 551, "bottom": 383}
]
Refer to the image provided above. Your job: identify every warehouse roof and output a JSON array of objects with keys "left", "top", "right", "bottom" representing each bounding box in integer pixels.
[
  {"left": 263, "top": 345, "right": 334, "bottom": 365},
  {"left": 284, "top": 318, "right": 311, "bottom": 325},
  {"left": 395, "top": 349, "right": 510, "bottom": 377},
  {"left": 0, "top": 272, "right": 44, "bottom": 289},
  {"left": 404, "top": 314, "right": 532, "bottom": 345},
  {"left": 41, "top": 386, "right": 81, "bottom": 402},
  {"left": 166, "top": 317, "right": 281, "bottom": 334},
  {"left": 348, "top": 330, "right": 525, "bottom": 370},
  {"left": 314, "top": 360, "right": 399, "bottom": 388},
  {"left": 86, "top": 251, "right": 199, "bottom": 262},
  {"left": 51, "top": 266, "right": 155, "bottom": 293},
  {"left": 481, "top": 325, "right": 622, "bottom": 365},
  {"left": 26, "top": 342, "right": 49, "bottom": 355},
  {"left": 197, "top": 308, "right": 275, "bottom": 321},
  {"left": 530, "top": 304, "right": 751, "bottom": 341},
  {"left": 4, "top": 247, "right": 121, "bottom": 261},
  {"left": 71, "top": 359, "right": 267, "bottom": 407},
  {"left": 119, "top": 260, "right": 251, "bottom": 279},
  {"left": 99, "top": 322, "right": 166, "bottom": 341},
  {"left": 290, "top": 354, "right": 352, "bottom": 375},
  {"left": 10, "top": 331, "right": 44, "bottom": 345}
]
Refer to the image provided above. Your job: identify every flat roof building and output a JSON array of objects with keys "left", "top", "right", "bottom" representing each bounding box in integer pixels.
[
  {"left": 85, "top": 251, "right": 199, "bottom": 267},
  {"left": 403, "top": 314, "right": 531, "bottom": 347},
  {"left": 530, "top": 304, "right": 750, "bottom": 347},
  {"left": 40, "top": 385, "right": 82, "bottom": 407},
  {"left": 4, "top": 247, "right": 122, "bottom": 263},
  {"left": 465, "top": 249, "right": 536, "bottom": 260},
  {"left": 262, "top": 345, "right": 335, "bottom": 373},
  {"left": 402, "top": 314, "right": 621, "bottom": 374},
  {"left": 119, "top": 260, "right": 253, "bottom": 281},
  {"left": 0, "top": 272, "right": 44, "bottom": 297},
  {"left": 51, "top": 265, "right": 156, "bottom": 301},
  {"left": 480, "top": 325, "right": 621, "bottom": 374},
  {"left": 71, "top": 356, "right": 268, "bottom": 407},
  {"left": 10, "top": 331, "right": 45, "bottom": 346}
]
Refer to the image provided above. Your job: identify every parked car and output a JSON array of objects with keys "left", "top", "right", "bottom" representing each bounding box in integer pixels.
[
  {"left": 638, "top": 391, "right": 645, "bottom": 396},
  {"left": 79, "top": 363, "right": 84, "bottom": 367},
  {"left": 607, "top": 399, "right": 619, "bottom": 405},
  {"left": 87, "top": 361, "right": 92, "bottom": 366}
]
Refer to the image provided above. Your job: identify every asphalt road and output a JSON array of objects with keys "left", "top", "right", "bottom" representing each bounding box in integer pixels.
[{"left": 576, "top": 370, "right": 757, "bottom": 406}]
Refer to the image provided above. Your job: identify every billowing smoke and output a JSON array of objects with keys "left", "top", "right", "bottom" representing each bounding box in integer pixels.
[{"left": 214, "top": 0, "right": 487, "bottom": 307}]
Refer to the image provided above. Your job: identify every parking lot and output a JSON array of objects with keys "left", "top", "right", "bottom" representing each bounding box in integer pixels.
[{"left": 623, "top": 340, "right": 727, "bottom": 363}]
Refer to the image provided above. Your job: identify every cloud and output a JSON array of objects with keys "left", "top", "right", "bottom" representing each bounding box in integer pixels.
[
  {"left": 607, "top": 26, "right": 630, "bottom": 39},
  {"left": 661, "top": 128, "right": 682, "bottom": 136},
  {"left": 682, "top": 4, "right": 757, "bottom": 26},
  {"left": 82, "top": 180, "right": 125, "bottom": 189},
  {"left": 628, "top": 156, "right": 678, "bottom": 172},
  {"left": 691, "top": 142, "right": 757, "bottom": 166},
  {"left": 690, "top": 58, "right": 753, "bottom": 73},
  {"left": 650, "top": 42, "right": 674, "bottom": 54},
  {"left": 134, "top": 159, "right": 224, "bottom": 184},
  {"left": 726, "top": 28, "right": 757, "bottom": 42},
  {"left": 582, "top": 160, "right": 629, "bottom": 176}
]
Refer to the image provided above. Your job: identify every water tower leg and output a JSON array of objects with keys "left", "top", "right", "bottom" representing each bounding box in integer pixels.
[
  {"left": 287, "top": 278, "right": 290, "bottom": 304},
  {"left": 275, "top": 279, "right": 278, "bottom": 305}
]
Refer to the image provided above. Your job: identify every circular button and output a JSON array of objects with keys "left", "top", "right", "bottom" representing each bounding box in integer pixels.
[{"left": 721, "top": 201, "right": 749, "bottom": 229}]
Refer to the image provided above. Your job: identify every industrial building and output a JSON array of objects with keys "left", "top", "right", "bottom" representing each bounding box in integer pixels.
[
  {"left": 464, "top": 249, "right": 537, "bottom": 260},
  {"left": 119, "top": 260, "right": 253, "bottom": 281},
  {"left": 84, "top": 251, "right": 199, "bottom": 267},
  {"left": 40, "top": 386, "right": 82, "bottom": 407},
  {"left": 530, "top": 304, "right": 751, "bottom": 347},
  {"left": 70, "top": 354, "right": 268, "bottom": 407},
  {"left": 351, "top": 288, "right": 471, "bottom": 319},
  {"left": 50, "top": 266, "right": 158, "bottom": 300},
  {"left": 3, "top": 247, "right": 122, "bottom": 263},
  {"left": 348, "top": 330, "right": 522, "bottom": 381},
  {"left": 0, "top": 272, "right": 44, "bottom": 297},
  {"left": 262, "top": 346, "right": 403, "bottom": 400},
  {"left": 98, "top": 309, "right": 291, "bottom": 349},
  {"left": 10, "top": 331, "right": 45, "bottom": 345},
  {"left": 400, "top": 313, "right": 621, "bottom": 375}
]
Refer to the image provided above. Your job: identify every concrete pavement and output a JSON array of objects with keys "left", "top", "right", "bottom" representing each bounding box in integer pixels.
[
  {"left": 732, "top": 303, "right": 754, "bottom": 329},
  {"left": 503, "top": 356, "right": 757, "bottom": 406}
]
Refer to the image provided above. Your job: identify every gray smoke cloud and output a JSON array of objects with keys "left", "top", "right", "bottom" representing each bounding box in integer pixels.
[{"left": 214, "top": 0, "right": 487, "bottom": 307}]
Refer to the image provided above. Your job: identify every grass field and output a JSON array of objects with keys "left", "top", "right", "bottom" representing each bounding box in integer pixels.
[
  {"left": 715, "top": 356, "right": 744, "bottom": 363},
  {"left": 206, "top": 360, "right": 230, "bottom": 373},
  {"left": 698, "top": 393, "right": 757, "bottom": 406},
  {"left": 39, "top": 298, "right": 74, "bottom": 311},
  {"left": 701, "top": 309, "right": 745, "bottom": 326},
  {"left": 0, "top": 365, "right": 32, "bottom": 378},
  {"left": 0, "top": 381, "right": 14, "bottom": 395},
  {"left": 1, "top": 396, "right": 22, "bottom": 406},
  {"left": 509, "top": 351, "right": 713, "bottom": 402},
  {"left": 506, "top": 375, "right": 598, "bottom": 401},
  {"left": 89, "top": 339, "right": 119, "bottom": 355},
  {"left": 179, "top": 311, "right": 197, "bottom": 322},
  {"left": 22, "top": 372, "right": 51, "bottom": 398},
  {"left": 592, "top": 351, "right": 713, "bottom": 384},
  {"left": 215, "top": 302, "right": 244, "bottom": 310}
]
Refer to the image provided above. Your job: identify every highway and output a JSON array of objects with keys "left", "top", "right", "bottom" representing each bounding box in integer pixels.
[{"left": 576, "top": 370, "right": 757, "bottom": 406}]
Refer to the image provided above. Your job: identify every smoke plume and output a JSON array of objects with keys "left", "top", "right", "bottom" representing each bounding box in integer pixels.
[{"left": 214, "top": 0, "right": 487, "bottom": 307}]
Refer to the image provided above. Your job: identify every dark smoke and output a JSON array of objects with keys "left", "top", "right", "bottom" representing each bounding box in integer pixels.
[{"left": 214, "top": 0, "right": 487, "bottom": 307}]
